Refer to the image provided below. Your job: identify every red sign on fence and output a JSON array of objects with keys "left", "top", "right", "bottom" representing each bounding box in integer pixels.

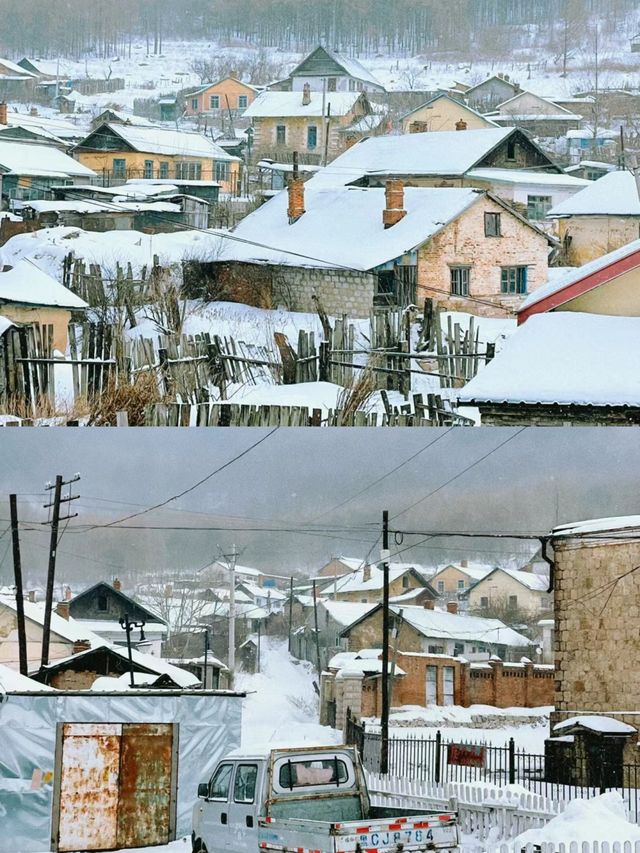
[{"left": 447, "top": 743, "right": 486, "bottom": 768}]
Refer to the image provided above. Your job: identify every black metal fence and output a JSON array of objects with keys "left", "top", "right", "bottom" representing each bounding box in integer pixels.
[{"left": 346, "top": 720, "right": 640, "bottom": 823}]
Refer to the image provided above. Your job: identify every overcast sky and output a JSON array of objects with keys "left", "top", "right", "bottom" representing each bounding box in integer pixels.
[{"left": 0, "top": 428, "right": 638, "bottom": 588}]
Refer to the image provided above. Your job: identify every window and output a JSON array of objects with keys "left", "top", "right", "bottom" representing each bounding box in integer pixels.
[
  {"left": 159, "top": 161, "right": 169, "bottom": 179},
  {"left": 278, "top": 757, "right": 348, "bottom": 789},
  {"left": 327, "top": 77, "right": 337, "bottom": 92},
  {"left": 234, "top": 764, "right": 258, "bottom": 803},
  {"left": 143, "top": 160, "right": 154, "bottom": 179},
  {"left": 402, "top": 574, "right": 410, "bottom": 589},
  {"left": 191, "top": 98, "right": 199, "bottom": 111},
  {"left": 238, "top": 95, "right": 248, "bottom": 109},
  {"left": 480, "top": 596, "right": 489, "bottom": 609},
  {"left": 209, "top": 763, "right": 233, "bottom": 800},
  {"left": 210, "top": 95, "right": 220, "bottom": 109},
  {"left": 112, "top": 158, "right": 126, "bottom": 179},
  {"left": 484, "top": 212, "right": 502, "bottom": 237},
  {"left": 426, "top": 666, "right": 437, "bottom": 704},
  {"left": 501, "top": 266, "right": 528, "bottom": 295},
  {"left": 276, "top": 124, "right": 286, "bottom": 145},
  {"left": 307, "top": 125, "right": 318, "bottom": 150},
  {"left": 349, "top": 79, "right": 356, "bottom": 91},
  {"left": 428, "top": 644, "right": 445, "bottom": 654},
  {"left": 443, "top": 666, "right": 455, "bottom": 706},
  {"left": 457, "top": 579, "right": 465, "bottom": 590},
  {"left": 97, "top": 594, "right": 108, "bottom": 612},
  {"left": 507, "top": 138, "right": 517, "bottom": 160},
  {"left": 215, "top": 161, "right": 230, "bottom": 182},
  {"left": 527, "top": 195, "right": 553, "bottom": 221},
  {"left": 437, "top": 580, "right": 445, "bottom": 593},
  {"left": 450, "top": 266, "right": 470, "bottom": 296},
  {"left": 508, "top": 595, "right": 518, "bottom": 609},
  {"left": 176, "top": 161, "right": 202, "bottom": 180},
  {"left": 453, "top": 642, "right": 464, "bottom": 656}
]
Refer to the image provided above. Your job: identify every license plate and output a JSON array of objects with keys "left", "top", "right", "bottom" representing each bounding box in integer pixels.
[{"left": 340, "top": 825, "right": 457, "bottom": 851}]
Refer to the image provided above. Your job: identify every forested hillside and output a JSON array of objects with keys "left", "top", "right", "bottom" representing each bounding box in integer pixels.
[{"left": 0, "top": 0, "right": 637, "bottom": 58}]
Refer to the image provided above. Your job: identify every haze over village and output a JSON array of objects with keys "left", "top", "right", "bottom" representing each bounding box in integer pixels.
[{"left": 3, "top": 3, "right": 640, "bottom": 852}]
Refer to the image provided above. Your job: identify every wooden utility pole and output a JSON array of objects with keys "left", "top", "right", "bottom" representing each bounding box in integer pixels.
[
  {"left": 227, "top": 544, "right": 238, "bottom": 687},
  {"left": 9, "top": 494, "right": 27, "bottom": 675},
  {"left": 288, "top": 576, "right": 294, "bottom": 652},
  {"left": 312, "top": 578, "right": 322, "bottom": 678},
  {"left": 41, "top": 474, "right": 80, "bottom": 669},
  {"left": 380, "top": 509, "right": 390, "bottom": 774}
]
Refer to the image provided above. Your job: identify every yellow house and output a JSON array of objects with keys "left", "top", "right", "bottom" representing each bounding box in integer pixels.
[
  {"left": 73, "top": 122, "right": 242, "bottom": 196},
  {"left": 401, "top": 94, "right": 499, "bottom": 134},
  {"left": 243, "top": 90, "right": 377, "bottom": 163},
  {"left": 324, "top": 564, "right": 435, "bottom": 604},
  {"left": 429, "top": 562, "right": 493, "bottom": 597},
  {"left": 0, "top": 261, "right": 87, "bottom": 352},
  {"left": 466, "top": 568, "right": 552, "bottom": 617},
  {"left": 185, "top": 76, "right": 259, "bottom": 117}
]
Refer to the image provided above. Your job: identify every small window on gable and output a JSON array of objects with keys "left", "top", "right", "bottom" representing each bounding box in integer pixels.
[
  {"left": 276, "top": 125, "right": 286, "bottom": 145},
  {"left": 507, "top": 138, "right": 517, "bottom": 160},
  {"left": 97, "top": 593, "right": 108, "bottom": 612},
  {"left": 484, "top": 212, "right": 502, "bottom": 237},
  {"left": 480, "top": 596, "right": 489, "bottom": 608},
  {"left": 527, "top": 195, "right": 553, "bottom": 221},
  {"left": 402, "top": 574, "right": 410, "bottom": 589},
  {"left": 457, "top": 579, "right": 465, "bottom": 590},
  {"left": 509, "top": 595, "right": 518, "bottom": 609},
  {"left": 437, "top": 580, "right": 445, "bottom": 593}
]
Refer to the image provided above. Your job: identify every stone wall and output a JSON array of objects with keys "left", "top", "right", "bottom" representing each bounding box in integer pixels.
[
  {"left": 552, "top": 534, "right": 640, "bottom": 761},
  {"left": 274, "top": 267, "right": 375, "bottom": 318},
  {"left": 476, "top": 403, "right": 640, "bottom": 427}
]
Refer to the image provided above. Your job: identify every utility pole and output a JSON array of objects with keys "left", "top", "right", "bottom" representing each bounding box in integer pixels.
[
  {"left": 9, "top": 495, "right": 27, "bottom": 675},
  {"left": 257, "top": 621, "right": 261, "bottom": 672},
  {"left": 288, "top": 576, "right": 294, "bottom": 653},
  {"left": 380, "top": 509, "right": 390, "bottom": 775},
  {"left": 312, "top": 578, "right": 322, "bottom": 678},
  {"left": 41, "top": 474, "right": 80, "bottom": 669},
  {"left": 226, "top": 544, "right": 238, "bottom": 687},
  {"left": 203, "top": 628, "right": 209, "bottom": 689}
]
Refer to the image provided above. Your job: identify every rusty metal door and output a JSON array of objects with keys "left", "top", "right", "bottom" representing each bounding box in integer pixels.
[
  {"left": 53, "top": 722, "right": 178, "bottom": 852},
  {"left": 116, "top": 723, "right": 176, "bottom": 848},
  {"left": 55, "top": 724, "right": 122, "bottom": 852}
]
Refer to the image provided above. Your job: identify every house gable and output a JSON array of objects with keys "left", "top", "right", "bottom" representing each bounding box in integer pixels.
[
  {"left": 74, "top": 124, "right": 136, "bottom": 153},
  {"left": 69, "top": 581, "right": 165, "bottom": 626},
  {"left": 402, "top": 94, "right": 498, "bottom": 132},
  {"left": 495, "top": 90, "right": 575, "bottom": 117},
  {"left": 476, "top": 128, "right": 560, "bottom": 173}
]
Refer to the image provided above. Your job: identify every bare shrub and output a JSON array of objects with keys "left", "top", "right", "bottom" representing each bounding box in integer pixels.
[{"left": 87, "top": 371, "right": 164, "bottom": 426}]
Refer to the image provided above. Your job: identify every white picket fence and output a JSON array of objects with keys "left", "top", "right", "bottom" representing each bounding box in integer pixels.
[{"left": 366, "top": 770, "right": 565, "bottom": 843}]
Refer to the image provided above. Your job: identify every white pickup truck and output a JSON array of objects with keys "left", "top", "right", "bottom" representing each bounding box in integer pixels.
[{"left": 192, "top": 745, "right": 459, "bottom": 853}]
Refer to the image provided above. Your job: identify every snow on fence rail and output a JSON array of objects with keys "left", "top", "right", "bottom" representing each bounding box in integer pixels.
[{"left": 366, "top": 771, "right": 563, "bottom": 843}]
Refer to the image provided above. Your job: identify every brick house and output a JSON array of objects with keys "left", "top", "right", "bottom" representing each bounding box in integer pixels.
[
  {"left": 401, "top": 93, "right": 499, "bottom": 134},
  {"left": 429, "top": 561, "right": 493, "bottom": 600},
  {"left": 216, "top": 179, "right": 553, "bottom": 317},
  {"left": 320, "top": 563, "right": 436, "bottom": 604},
  {"left": 184, "top": 76, "right": 259, "bottom": 118},
  {"left": 465, "top": 567, "right": 553, "bottom": 619},
  {"left": 284, "top": 46, "right": 386, "bottom": 95},
  {"left": 243, "top": 88, "right": 378, "bottom": 163},
  {"left": 340, "top": 602, "right": 531, "bottom": 661},
  {"left": 465, "top": 75, "right": 522, "bottom": 113},
  {"left": 488, "top": 90, "right": 583, "bottom": 138}
]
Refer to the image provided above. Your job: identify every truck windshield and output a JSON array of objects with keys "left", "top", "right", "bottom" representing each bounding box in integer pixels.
[{"left": 279, "top": 758, "right": 348, "bottom": 789}]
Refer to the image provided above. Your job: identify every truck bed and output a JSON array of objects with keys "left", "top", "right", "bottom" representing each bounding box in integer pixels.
[{"left": 259, "top": 811, "right": 459, "bottom": 853}]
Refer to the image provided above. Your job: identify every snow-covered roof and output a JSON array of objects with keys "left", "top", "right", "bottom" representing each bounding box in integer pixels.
[
  {"left": 290, "top": 47, "right": 384, "bottom": 90},
  {"left": 0, "top": 594, "right": 103, "bottom": 646},
  {"left": 460, "top": 313, "right": 640, "bottom": 408},
  {"left": 0, "top": 315, "right": 15, "bottom": 336},
  {"left": 390, "top": 604, "right": 530, "bottom": 647},
  {"left": 41, "top": 642, "right": 200, "bottom": 688},
  {"left": 239, "top": 580, "right": 287, "bottom": 601},
  {"left": 311, "top": 127, "right": 521, "bottom": 187},
  {"left": 494, "top": 91, "right": 576, "bottom": 116},
  {"left": 0, "top": 662, "right": 55, "bottom": 692},
  {"left": 326, "top": 563, "right": 424, "bottom": 594},
  {"left": 519, "top": 238, "right": 640, "bottom": 314},
  {"left": 478, "top": 567, "right": 549, "bottom": 591},
  {"left": 553, "top": 515, "right": 640, "bottom": 538},
  {"left": 0, "top": 57, "right": 38, "bottom": 78},
  {"left": 555, "top": 716, "right": 636, "bottom": 735},
  {"left": 0, "top": 260, "right": 88, "bottom": 309},
  {"left": 2, "top": 111, "right": 86, "bottom": 141},
  {"left": 230, "top": 186, "right": 483, "bottom": 271},
  {"left": 72, "top": 618, "right": 168, "bottom": 634},
  {"left": 401, "top": 93, "right": 499, "bottom": 126},
  {"left": 466, "top": 168, "right": 589, "bottom": 189},
  {"left": 83, "top": 123, "right": 239, "bottom": 161},
  {"left": 243, "top": 91, "right": 363, "bottom": 118},
  {"left": 548, "top": 170, "right": 640, "bottom": 217},
  {"left": 337, "top": 658, "right": 406, "bottom": 677},
  {"left": 319, "top": 600, "right": 376, "bottom": 626},
  {"left": 24, "top": 200, "right": 182, "bottom": 215},
  {"left": 0, "top": 138, "right": 96, "bottom": 178},
  {"left": 432, "top": 563, "right": 493, "bottom": 582}
]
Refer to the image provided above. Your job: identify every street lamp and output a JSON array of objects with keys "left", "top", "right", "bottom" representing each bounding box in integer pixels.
[{"left": 119, "top": 614, "right": 146, "bottom": 688}]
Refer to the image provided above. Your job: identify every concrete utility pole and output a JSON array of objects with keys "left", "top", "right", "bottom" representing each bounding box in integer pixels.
[
  {"left": 380, "top": 509, "right": 390, "bottom": 775},
  {"left": 9, "top": 494, "right": 27, "bottom": 676},
  {"left": 41, "top": 474, "right": 80, "bottom": 668}
]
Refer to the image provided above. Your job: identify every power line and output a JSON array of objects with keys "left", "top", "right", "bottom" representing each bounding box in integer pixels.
[{"left": 390, "top": 427, "right": 529, "bottom": 521}]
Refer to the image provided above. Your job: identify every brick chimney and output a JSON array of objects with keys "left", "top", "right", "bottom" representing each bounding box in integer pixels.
[
  {"left": 383, "top": 180, "right": 406, "bottom": 229},
  {"left": 64, "top": 585, "right": 73, "bottom": 601},
  {"left": 362, "top": 564, "right": 371, "bottom": 582},
  {"left": 455, "top": 119, "right": 468, "bottom": 131},
  {"left": 0, "top": 102, "right": 6, "bottom": 126},
  {"left": 287, "top": 178, "right": 305, "bottom": 223},
  {"left": 55, "top": 601, "right": 70, "bottom": 621},
  {"left": 460, "top": 559, "right": 468, "bottom": 568},
  {"left": 29, "top": 107, "right": 38, "bottom": 117},
  {"left": 302, "top": 82, "right": 311, "bottom": 106},
  {"left": 424, "top": 599, "right": 435, "bottom": 610},
  {"left": 72, "top": 639, "right": 92, "bottom": 655},
  {"left": 447, "top": 601, "right": 458, "bottom": 615},
  {"left": 113, "top": 577, "right": 122, "bottom": 591}
]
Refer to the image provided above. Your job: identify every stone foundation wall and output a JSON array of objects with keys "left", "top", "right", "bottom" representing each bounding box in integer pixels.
[{"left": 274, "top": 267, "right": 376, "bottom": 318}]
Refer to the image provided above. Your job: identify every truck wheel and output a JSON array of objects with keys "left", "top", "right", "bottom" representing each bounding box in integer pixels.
[{"left": 193, "top": 840, "right": 206, "bottom": 853}]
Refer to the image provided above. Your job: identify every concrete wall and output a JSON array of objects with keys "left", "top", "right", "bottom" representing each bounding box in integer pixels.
[
  {"left": 559, "top": 268, "right": 640, "bottom": 316},
  {"left": 416, "top": 195, "right": 550, "bottom": 317},
  {"left": 274, "top": 267, "right": 375, "bottom": 318},
  {"left": 556, "top": 216, "right": 640, "bottom": 266},
  {"left": 551, "top": 534, "right": 640, "bottom": 757}
]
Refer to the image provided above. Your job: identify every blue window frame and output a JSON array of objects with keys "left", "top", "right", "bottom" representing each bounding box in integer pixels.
[{"left": 501, "top": 266, "right": 528, "bottom": 295}]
